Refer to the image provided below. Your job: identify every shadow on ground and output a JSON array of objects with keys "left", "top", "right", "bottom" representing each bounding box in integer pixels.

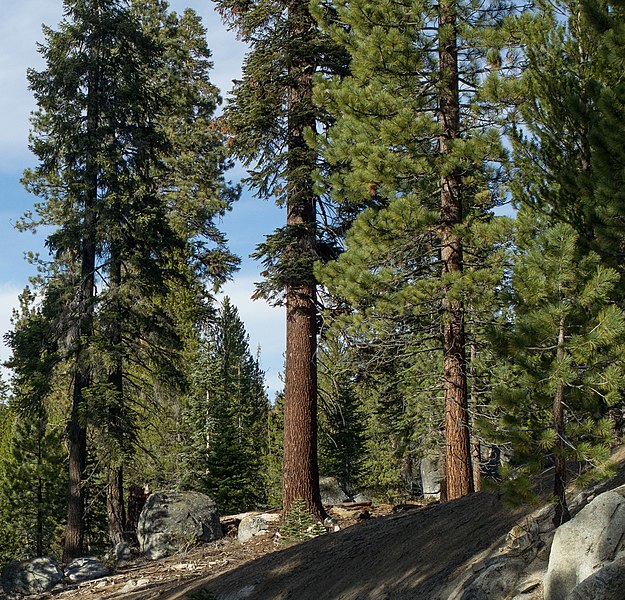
[{"left": 185, "top": 492, "right": 529, "bottom": 600}]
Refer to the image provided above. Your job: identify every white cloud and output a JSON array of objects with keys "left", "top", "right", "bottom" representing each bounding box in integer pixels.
[{"left": 217, "top": 276, "right": 285, "bottom": 398}]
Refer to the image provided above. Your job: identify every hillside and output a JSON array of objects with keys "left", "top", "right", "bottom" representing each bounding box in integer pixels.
[{"left": 10, "top": 448, "right": 625, "bottom": 600}]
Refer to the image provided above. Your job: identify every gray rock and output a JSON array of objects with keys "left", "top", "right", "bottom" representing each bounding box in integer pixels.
[
  {"left": 460, "top": 557, "right": 526, "bottom": 600},
  {"left": 319, "top": 477, "right": 350, "bottom": 505},
  {"left": 238, "top": 513, "right": 281, "bottom": 544},
  {"left": 137, "top": 491, "right": 223, "bottom": 559},
  {"left": 565, "top": 554, "right": 625, "bottom": 600},
  {"left": 352, "top": 493, "right": 371, "bottom": 503},
  {"left": 64, "top": 556, "right": 110, "bottom": 583},
  {"left": 1, "top": 557, "right": 63, "bottom": 595},
  {"left": 119, "top": 578, "right": 151, "bottom": 594},
  {"left": 421, "top": 453, "right": 442, "bottom": 500},
  {"left": 113, "top": 542, "right": 132, "bottom": 561},
  {"left": 544, "top": 489, "right": 625, "bottom": 600}
]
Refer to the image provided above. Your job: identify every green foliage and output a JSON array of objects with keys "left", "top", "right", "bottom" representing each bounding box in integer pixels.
[
  {"left": 280, "top": 498, "right": 326, "bottom": 543},
  {"left": 492, "top": 216, "right": 625, "bottom": 492},
  {"left": 0, "top": 408, "right": 67, "bottom": 562},
  {"left": 265, "top": 393, "right": 285, "bottom": 509},
  {"left": 313, "top": 0, "right": 518, "bottom": 498},
  {"left": 317, "top": 336, "right": 367, "bottom": 494},
  {"left": 13, "top": 0, "right": 238, "bottom": 551},
  {"left": 179, "top": 298, "right": 271, "bottom": 514}
]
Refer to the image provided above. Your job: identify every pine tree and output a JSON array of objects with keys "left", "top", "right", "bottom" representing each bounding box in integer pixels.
[
  {"left": 315, "top": 0, "right": 513, "bottom": 500},
  {"left": 0, "top": 411, "right": 67, "bottom": 560},
  {"left": 503, "top": 0, "right": 617, "bottom": 262},
  {"left": 212, "top": 0, "right": 347, "bottom": 517},
  {"left": 492, "top": 215, "right": 625, "bottom": 526},
  {"left": 20, "top": 0, "right": 236, "bottom": 557},
  {"left": 317, "top": 334, "right": 366, "bottom": 495},
  {"left": 181, "top": 298, "right": 270, "bottom": 514},
  {"left": 2, "top": 296, "right": 68, "bottom": 561}
]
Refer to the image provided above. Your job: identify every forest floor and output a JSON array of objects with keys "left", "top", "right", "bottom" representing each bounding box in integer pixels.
[{"left": 26, "top": 447, "right": 625, "bottom": 600}]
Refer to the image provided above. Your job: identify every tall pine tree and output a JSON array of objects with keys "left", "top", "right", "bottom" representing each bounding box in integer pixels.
[
  {"left": 20, "top": 0, "right": 236, "bottom": 557},
  {"left": 315, "top": 0, "right": 513, "bottom": 499},
  {"left": 213, "top": 0, "right": 347, "bottom": 517}
]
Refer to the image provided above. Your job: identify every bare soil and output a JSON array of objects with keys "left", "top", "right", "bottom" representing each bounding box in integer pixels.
[
  {"left": 34, "top": 494, "right": 528, "bottom": 600},
  {"left": 26, "top": 448, "right": 625, "bottom": 600}
]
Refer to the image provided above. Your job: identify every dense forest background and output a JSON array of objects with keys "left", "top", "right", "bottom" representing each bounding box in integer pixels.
[{"left": 2, "top": 0, "right": 625, "bottom": 565}]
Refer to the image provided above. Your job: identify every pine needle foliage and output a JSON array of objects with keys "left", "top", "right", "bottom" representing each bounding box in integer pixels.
[
  {"left": 280, "top": 498, "right": 327, "bottom": 543},
  {"left": 16, "top": 0, "right": 237, "bottom": 556},
  {"left": 314, "top": 0, "right": 519, "bottom": 499},
  {"left": 491, "top": 215, "right": 625, "bottom": 516}
]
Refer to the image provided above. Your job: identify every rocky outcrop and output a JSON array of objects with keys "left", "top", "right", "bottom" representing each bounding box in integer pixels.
[
  {"left": 137, "top": 491, "right": 222, "bottom": 559},
  {"left": 0, "top": 557, "right": 63, "bottom": 595},
  {"left": 565, "top": 553, "right": 625, "bottom": 600},
  {"left": 238, "top": 513, "right": 281, "bottom": 543},
  {"left": 544, "top": 486, "right": 625, "bottom": 600},
  {"left": 447, "top": 482, "right": 625, "bottom": 600},
  {"left": 64, "top": 557, "right": 110, "bottom": 583},
  {"left": 319, "top": 477, "right": 351, "bottom": 505},
  {"left": 459, "top": 557, "right": 526, "bottom": 600}
]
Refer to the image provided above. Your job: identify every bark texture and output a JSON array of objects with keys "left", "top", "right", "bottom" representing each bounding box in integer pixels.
[
  {"left": 439, "top": 0, "right": 474, "bottom": 501},
  {"left": 282, "top": 0, "right": 324, "bottom": 519},
  {"left": 553, "top": 319, "right": 571, "bottom": 527}
]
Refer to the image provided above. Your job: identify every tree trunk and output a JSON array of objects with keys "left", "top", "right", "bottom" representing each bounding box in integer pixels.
[
  {"left": 63, "top": 35, "right": 99, "bottom": 562},
  {"left": 106, "top": 250, "right": 128, "bottom": 545},
  {"left": 107, "top": 465, "right": 126, "bottom": 545},
  {"left": 553, "top": 318, "right": 571, "bottom": 527},
  {"left": 282, "top": 0, "right": 324, "bottom": 519},
  {"left": 36, "top": 424, "right": 44, "bottom": 557},
  {"left": 470, "top": 341, "right": 481, "bottom": 492},
  {"left": 439, "top": 0, "right": 474, "bottom": 500}
]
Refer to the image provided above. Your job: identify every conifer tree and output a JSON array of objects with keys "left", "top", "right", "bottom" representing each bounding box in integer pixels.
[
  {"left": 181, "top": 298, "right": 269, "bottom": 513},
  {"left": 315, "top": 0, "right": 513, "bottom": 500},
  {"left": 20, "top": 0, "right": 236, "bottom": 557},
  {"left": 317, "top": 334, "right": 366, "bottom": 494},
  {"left": 2, "top": 294, "right": 68, "bottom": 560},
  {"left": 0, "top": 411, "right": 67, "bottom": 560},
  {"left": 492, "top": 216, "right": 625, "bottom": 526},
  {"left": 502, "top": 0, "right": 625, "bottom": 272},
  {"left": 212, "top": 0, "right": 346, "bottom": 517}
]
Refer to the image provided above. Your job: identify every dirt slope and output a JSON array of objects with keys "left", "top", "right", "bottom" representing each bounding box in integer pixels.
[
  {"left": 181, "top": 492, "right": 529, "bottom": 600},
  {"left": 40, "top": 449, "right": 625, "bottom": 600}
]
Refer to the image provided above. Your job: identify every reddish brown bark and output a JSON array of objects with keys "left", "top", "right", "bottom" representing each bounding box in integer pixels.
[
  {"left": 283, "top": 281, "right": 324, "bottom": 518},
  {"left": 281, "top": 0, "right": 324, "bottom": 519},
  {"left": 439, "top": 0, "right": 474, "bottom": 500}
]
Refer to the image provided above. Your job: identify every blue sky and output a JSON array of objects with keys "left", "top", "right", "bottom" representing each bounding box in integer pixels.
[{"left": 0, "top": 0, "right": 286, "bottom": 396}]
